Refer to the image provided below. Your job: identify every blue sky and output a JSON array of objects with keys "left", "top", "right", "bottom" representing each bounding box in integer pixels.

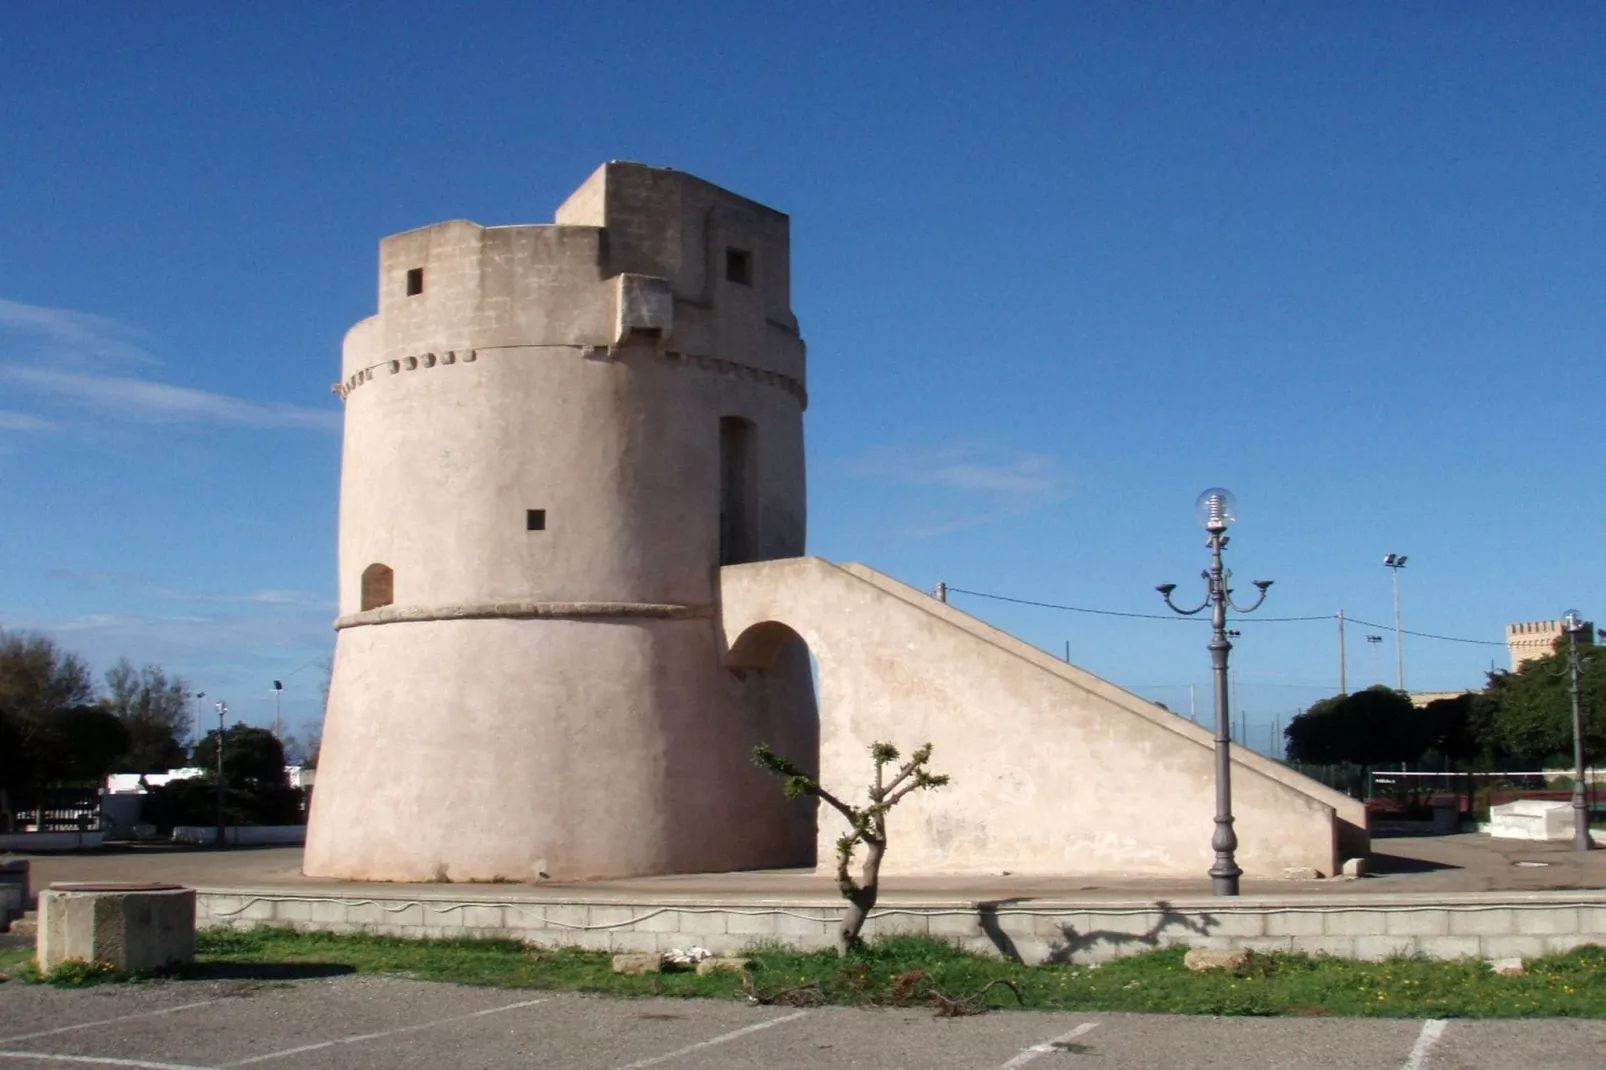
[{"left": 2, "top": 4, "right": 1603, "bottom": 752}]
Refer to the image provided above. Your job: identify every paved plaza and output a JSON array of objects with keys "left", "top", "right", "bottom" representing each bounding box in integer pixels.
[
  {"left": 12, "top": 832, "right": 1606, "bottom": 903},
  {"left": 1, "top": 972, "right": 1604, "bottom": 1070}
]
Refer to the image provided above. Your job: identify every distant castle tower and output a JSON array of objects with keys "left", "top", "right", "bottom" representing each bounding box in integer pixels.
[
  {"left": 1505, "top": 618, "right": 1594, "bottom": 671},
  {"left": 304, "top": 163, "right": 818, "bottom": 881}
]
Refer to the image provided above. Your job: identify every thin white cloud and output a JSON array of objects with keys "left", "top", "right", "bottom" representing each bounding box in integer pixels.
[
  {"left": 0, "top": 298, "right": 339, "bottom": 434},
  {"left": 0, "top": 298, "right": 153, "bottom": 368},
  {"left": 845, "top": 443, "right": 1067, "bottom": 498},
  {"left": 5, "top": 366, "right": 340, "bottom": 432},
  {"left": 0, "top": 409, "right": 54, "bottom": 431},
  {"left": 843, "top": 442, "right": 1071, "bottom": 538}
]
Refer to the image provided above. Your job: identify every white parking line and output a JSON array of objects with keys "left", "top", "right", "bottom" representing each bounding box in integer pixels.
[
  {"left": 1000, "top": 1022, "right": 1101, "bottom": 1069},
  {"left": 0, "top": 1002, "right": 222, "bottom": 1045},
  {"left": 1402, "top": 1019, "right": 1447, "bottom": 1070},
  {"left": 223, "top": 996, "right": 547, "bottom": 1066},
  {"left": 615, "top": 1011, "right": 811, "bottom": 1069},
  {"left": 0, "top": 1053, "right": 224, "bottom": 1070}
]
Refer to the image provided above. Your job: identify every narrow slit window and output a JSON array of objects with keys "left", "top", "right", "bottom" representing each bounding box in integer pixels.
[
  {"left": 405, "top": 267, "right": 424, "bottom": 296},
  {"left": 725, "top": 247, "right": 751, "bottom": 285},
  {"left": 526, "top": 509, "right": 546, "bottom": 531}
]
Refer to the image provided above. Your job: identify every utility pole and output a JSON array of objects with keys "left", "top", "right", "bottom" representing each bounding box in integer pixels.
[
  {"left": 1064, "top": 640, "right": 1070, "bottom": 664},
  {"left": 214, "top": 701, "right": 228, "bottom": 848},
  {"left": 1337, "top": 609, "right": 1347, "bottom": 695},
  {"left": 1189, "top": 684, "right": 1197, "bottom": 724},
  {"left": 1384, "top": 554, "right": 1408, "bottom": 691},
  {"left": 272, "top": 680, "right": 284, "bottom": 742},
  {"left": 934, "top": 582, "right": 946, "bottom": 603}
]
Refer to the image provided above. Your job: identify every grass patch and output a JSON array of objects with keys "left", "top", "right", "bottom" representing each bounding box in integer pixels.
[
  {"left": 190, "top": 930, "right": 1606, "bottom": 1018},
  {"left": 0, "top": 943, "right": 35, "bottom": 982}
]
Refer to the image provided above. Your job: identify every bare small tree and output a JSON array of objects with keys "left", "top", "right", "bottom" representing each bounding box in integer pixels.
[{"left": 753, "top": 741, "right": 949, "bottom": 954}]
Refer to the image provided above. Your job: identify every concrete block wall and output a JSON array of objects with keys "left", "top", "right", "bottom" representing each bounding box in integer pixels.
[{"left": 194, "top": 888, "right": 1606, "bottom": 964}]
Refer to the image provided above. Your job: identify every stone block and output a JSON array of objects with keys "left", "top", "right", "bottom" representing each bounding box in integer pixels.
[
  {"left": 1416, "top": 936, "right": 1482, "bottom": 959},
  {"left": 1237, "top": 937, "right": 1294, "bottom": 954},
  {"left": 611, "top": 953, "right": 660, "bottom": 975},
  {"left": 675, "top": 909, "right": 726, "bottom": 935},
  {"left": 695, "top": 956, "right": 750, "bottom": 975},
  {"left": 608, "top": 931, "right": 660, "bottom": 954},
  {"left": 1514, "top": 908, "right": 1578, "bottom": 935},
  {"left": 544, "top": 904, "right": 588, "bottom": 930},
  {"left": 1185, "top": 947, "right": 1249, "bottom": 971},
  {"left": 274, "top": 900, "right": 312, "bottom": 923},
  {"left": 1290, "top": 936, "right": 1356, "bottom": 958},
  {"left": 1488, "top": 800, "right": 1575, "bottom": 841},
  {"left": 1265, "top": 912, "right": 1324, "bottom": 937},
  {"left": 587, "top": 905, "right": 640, "bottom": 931},
  {"left": 725, "top": 911, "right": 777, "bottom": 936},
  {"left": 1383, "top": 911, "right": 1449, "bottom": 937},
  {"left": 38, "top": 884, "right": 195, "bottom": 974},
  {"left": 237, "top": 898, "right": 276, "bottom": 922},
  {"left": 1449, "top": 909, "right": 1515, "bottom": 936},
  {"left": 1578, "top": 907, "right": 1606, "bottom": 935},
  {"left": 926, "top": 912, "right": 983, "bottom": 938},
  {"left": 1489, "top": 957, "right": 1525, "bottom": 976},
  {"left": 309, "top": 900, "right": 352, "bottom": 926},
  {"left": 1543, "top": 934, "right": 1598, "bottom": 955},
  {"left": 1353, "top": 935, "right": 1417, "bottom": 961},
  {"left": 1203, "top": 912, "right": 1267, "bottom": 938},
  {"left": 1341, "top": 857, "right": 1367, "bottom": 878},
  {"left": 1323, "top": 910, "right": 1382, "bottom": 937},
  {"left": 1282, "top": 867, "right": 1324, "bottom": 881},
  {"left": 461, "top": 905, "right": 506, "bottom": 931},
  {"left": 342, "top": 901, "right": 386, "bottom": 928},
  {"left": 774, "top": 912, "right": 835, "bottom": 938},
  {"left": 629, "top": 908, "right": 681, "bottom": 933},
  {"left": 1478, "top": 935, "right": 1546, "bottom": 961}
]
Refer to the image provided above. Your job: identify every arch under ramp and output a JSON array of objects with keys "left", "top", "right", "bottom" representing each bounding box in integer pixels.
[{"left": 719, "top": 557, "right": 1367, "bottom": 880}]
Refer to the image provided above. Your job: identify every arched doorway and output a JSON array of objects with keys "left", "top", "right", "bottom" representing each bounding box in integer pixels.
[{"left": 726, "top": 619, "right": 820, "bottom": 867}]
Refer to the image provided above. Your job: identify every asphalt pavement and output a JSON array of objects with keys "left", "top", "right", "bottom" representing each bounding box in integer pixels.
[{"left": 1, "top": 973, "right": 1603, "bottom": 1069}]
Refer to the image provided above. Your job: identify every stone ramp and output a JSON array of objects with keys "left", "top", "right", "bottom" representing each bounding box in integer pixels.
[{"left": 720, "top": 557, "right": 1367, "bottom": 880}]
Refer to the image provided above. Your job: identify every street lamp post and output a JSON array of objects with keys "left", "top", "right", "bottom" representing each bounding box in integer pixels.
[
  {"left": 1365, "top": 634, "right": 1383, "bottom": 686},
  {"left": 1383, "top": 554, "right": 1408, "bottom": 691},
  {"left": 214, "top": 701, "right": 228, "bottom": 849},
  {"left": 1158, "top": 488, "right": 1274, "bottom": 896},
  {"left": 1562, "top": 611, "right": 1594, "bottom": 853}
]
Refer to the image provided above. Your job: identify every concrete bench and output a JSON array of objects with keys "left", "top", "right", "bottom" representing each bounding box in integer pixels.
[
  {"left": 1487, "top": 799, "right": 1575, "bottom": 841},
  {"left": 37, "top": 882, "right": 195, "bottom": 973}
]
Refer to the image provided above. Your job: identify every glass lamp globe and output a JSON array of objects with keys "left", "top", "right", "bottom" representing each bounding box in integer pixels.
[
  {"left": 1563, "top": 609, "right": 1583, "bottom": 633},
  {"left": 1195, "top": 487, "right": 1237, "bottom": 532}
]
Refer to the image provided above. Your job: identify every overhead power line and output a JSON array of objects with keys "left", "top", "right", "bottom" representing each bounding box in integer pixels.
[{"left": 943, "top": 587, "right": 1505, "bottom": 647}]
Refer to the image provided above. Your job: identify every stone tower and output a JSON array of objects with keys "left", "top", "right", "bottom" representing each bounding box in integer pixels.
[{"left": 304, "top": 163, "right": 818, "bottom": 882}]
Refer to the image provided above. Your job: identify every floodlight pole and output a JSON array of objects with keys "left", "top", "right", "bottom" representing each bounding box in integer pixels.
[
  {"left": 1384, "top": 554, "right": 1407, "bottom": 691},
  {"left": 1158, "top": 488, "right": 1273, "bottom": 896},
  {"left": 1564, "top": 613, "right": 1594, "bottom": 852}
]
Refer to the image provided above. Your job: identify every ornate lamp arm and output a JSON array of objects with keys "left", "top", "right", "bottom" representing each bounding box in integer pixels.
[
  {"left": 1156, "top": 581, "right": 1209, "bottom": 617},
  {"left": 1228, "top": 579, "right": 1274, "bottom": 615}
]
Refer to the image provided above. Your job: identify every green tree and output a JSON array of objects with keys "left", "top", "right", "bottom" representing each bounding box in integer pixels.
[
  {"left": 1481, "top": 645, "right": 1606, "bottom": 765},
  {"left": 0, "top": 630, "right": 97, "bottom": 828},
  {"left": 33, "top": 705, "right": 131, "bottom": 785},
  {"left": 102, "top": 658, "right": 192, "bottom": 772},
  {"left": 754, "top": 740, "right": 948, "bottom": 954},
  {"left": 1284, "top": 686, "right": 1422, "bottom": 766},
  {"left": 193, "top": 724, "right": 289, "bottom": 792}
]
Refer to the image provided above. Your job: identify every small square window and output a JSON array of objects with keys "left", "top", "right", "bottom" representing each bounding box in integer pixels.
[
  {"left": 526, "top": 509, "right": 546, "bottom": 531},
  {"left": 725, "top": 247, "right": 751, "bottom": 285},
  {"left": 406, "top": 267, "right": 424, "bottom": 296}
]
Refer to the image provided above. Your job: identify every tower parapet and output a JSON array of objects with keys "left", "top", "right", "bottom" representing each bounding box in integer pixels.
[{"left": 1506, "top": 618, "right": 1594, "bottom": 670}]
